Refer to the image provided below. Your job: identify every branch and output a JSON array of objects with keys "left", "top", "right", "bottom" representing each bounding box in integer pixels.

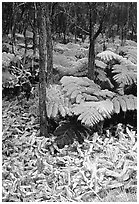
[
  {"left": 66, "top": 12, "right": 89, "bottom": 34},
  {"left": 93, "top": 4, "right": 108, "bottom": 41},
  {"left": 53, "top": 10, "right": 89, "bottom": 35},
  {"left": 93, "top": 21, "right": 103, "bottom": 40}
]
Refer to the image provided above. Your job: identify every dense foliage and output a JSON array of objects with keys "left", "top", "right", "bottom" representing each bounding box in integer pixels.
[{"left": 2, "top": 2, "right": 137, "bottom": 202}]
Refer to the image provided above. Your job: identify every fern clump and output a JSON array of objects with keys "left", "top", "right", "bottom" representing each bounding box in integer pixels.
[
  {"left": 45, "top": 73, "right": 136, "bottom": 148},
  {"left": 96, "top": 49, "right": 137, "bottom": 95},
  {"left": 61, "top": 76, "right": 103, "bottom": 103}
]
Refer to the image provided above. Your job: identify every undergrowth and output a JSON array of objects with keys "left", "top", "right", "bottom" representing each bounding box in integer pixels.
[{"left": 2, "top": 95, "right": 137, "bottom": 202}]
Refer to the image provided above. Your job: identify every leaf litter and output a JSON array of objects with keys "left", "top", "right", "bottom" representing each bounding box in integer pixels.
[{"left": 2, "top": 98, "right": 137, "bottom": 202}]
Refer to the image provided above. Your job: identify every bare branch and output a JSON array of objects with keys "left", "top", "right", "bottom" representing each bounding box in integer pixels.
[{"left": 52, "top": 10, "right": 89, "bottom": 35}]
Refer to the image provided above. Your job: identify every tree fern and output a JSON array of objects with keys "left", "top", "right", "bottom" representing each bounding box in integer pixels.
[
  {"left": 112, "top": 95, "right": 137, "bottom": 114},
  {"left": 112, "top": 64, "right": 137, "bottom": 86},
  {"left": 72, "top": 99, "right": 113, "bottom": 126},
  {"left": 54, "top": 120, "right": 89, "bottom": 148},
  {"left": 60, "top": 76, "right": 115, "bottom": 105},
  {"left": 97, "top": 50, "right": 123, "bottom": 63},
  {"left": 97, "top": 50, "right": 135, "bottom": 66},
  {"left": 95, "top": 59, "right": 107, "bottom": 69},
  {"left": 46, "top": 84, "right": 71, "bottom": 118},
  {"left": 118, "top": 46, "right": 137, "bottom": 64}
]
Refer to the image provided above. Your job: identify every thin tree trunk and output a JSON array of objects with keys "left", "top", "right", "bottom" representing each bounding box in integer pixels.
[
  {"left": 11, "top": 3, "right": 16, "bottom": 54},
  {"left": 38, "top": 2, "right": 48, "bottom": 137},
  {"left": 23, "top": 27, "right": 28, "bottom": 66},
  {"left": 88, "top": 4, "right": 95, "bottom": 80},
  {"left": 46, "top": 3, "right": 53, "bottom": 86},
  {"left": 74, "top": 7, "right": 77, "bottom": 44},
  {"left": 88, "top": 3, "right": 104, "bottom": 80},
  {"left": 32, "top": 2, "right": 38, "bottom": 75},
  {"left": 33, "top": 3, "right": 37, "bottom": 56}
]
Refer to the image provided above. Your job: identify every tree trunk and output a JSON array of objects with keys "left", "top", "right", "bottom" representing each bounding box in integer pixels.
[
  {"left": 38, "top": 3, "right": 48, "bottom": 137},
  {"left": 46, "top": 3, "right": 53, "bottom": 86},
  {"left": 88, "top": 3, "right": 104, "bottom": 81},
  {"left": 11, "top": 3, "right": 16, "bottom": 54},
  {"left": 88, "top": 4, "right": 95, "bottom": 80},
  {"left": 74, "top": 7, "right": 77, "bottom": 44},
  {"left": 121, "top": 27, "right": 124, "bottom": 46},
  {"left": 33, "top": 3, "right": 38, "bottom": 56},
  {"left": 23, "top": 27, "right": 28, "bottom": 66},
  {"left": 32, "top": 2, "right": 38, "bottom": 75}
]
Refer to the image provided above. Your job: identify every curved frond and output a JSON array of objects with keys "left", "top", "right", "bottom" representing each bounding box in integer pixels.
[
  {"left": 97, "top": 50, "right": 122, "bottom": 63},
  {"left": 112, "top": 64, "right": 137, "bottom": 86},
  {"left": 72, "top": 99, "right": 113, "bottom": 126},
  {"left": 118, "top": 46, "right": 137, "bottom": 64},
  {"left": 97, "top": 50, "right": 136, "bottom": 67},
  {"left": 95, "top": 59, "right": 107, "bottom": 69},
  {"left": 46, "top": 85, "right": 71, "bottom": 118}
]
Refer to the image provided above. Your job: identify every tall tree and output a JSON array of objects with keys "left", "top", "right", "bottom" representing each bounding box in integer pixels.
[
  {"left": 87, "top": 3, "right": 107, "bottom": 80},
  {"left": 46, "top": 3, "right": 53, "bottom": 85},
  {"left": 38, "top": 3, "right": 48, "bottom": 137}
]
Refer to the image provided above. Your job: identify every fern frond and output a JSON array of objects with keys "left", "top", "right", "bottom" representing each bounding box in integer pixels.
[
  {"left": 112, "top": 95, "right": 137, "bottom": 114},
  {"left": 72, "top": 99, "right": 113, "bottom": 126},
  {"left": 112, "top": 64, "right": 137, "bottom": 86},
  {"left": 61, "top": 76, "right": 101, "bottom": 103},
  {"left": 93, "top": 89, "right": 116, "bottom": 99},
  {"left": 125, "top": 50, "right": 137, "bottom": 64},
  {"left": 76, "top": 93, "right": 84, "bottom": 103},
  {"left": 118, "top": 46, "right": 137, "bottom": 64},
  {"left": 61, "top": 76, "right": 95, "bottom": 87},
  {"left": 112, "top": 97, "right": 121, "bottom": 114},
  {"left": 97, "top": 50, "right": 122, "bottom": 63},
  {"left": 95, "top": 59, "right": 107, "bottom": 69},
  {"left": 46, "top": 84, "right": 71, "bottom": 118},
  {"left": 83, "top": 93, "right": 99, "bottom": 101},
  {"left": 97, "top": 50, "right": 136, "bottom": 67},
  {"left": 54, "top": 120, "right": 89, "bottom": 148}
]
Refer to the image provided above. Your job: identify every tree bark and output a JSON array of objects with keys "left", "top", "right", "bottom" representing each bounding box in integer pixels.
[
  {"left": 23, "top": 26, "right": 28, "bottom": 66},
  {"left": 88, "top": 3, "right": 104, "bottom": 80},
  {"left": 88, "top": 4, "right": 95, "bottom": 80},
  {"left": 33, "top": 3, "right": 38, "bottom": 56},
  {"left": 32, "top": 2, "right": 38, "bottom": 75},
  {"left": 46, "top": 3, "right": 53, "bottom": 86},
  {"left": 38, "top": 3, "right": 48, "bottom": 137}
]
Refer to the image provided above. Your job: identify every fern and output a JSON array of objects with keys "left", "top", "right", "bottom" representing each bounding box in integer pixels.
[
  {"left": 2, "top": 52, "right": 15, "bottom": 69},
  {"left": 112, "top": 95, "right": 137, "bottom": 114},
  {"left": 97, "top": 50, "right": 135, "bottom": 66},
  {"left": 112, "top": 64, "right": 137, "bottom": 86},
  {"left": 118, "top": 46, "right": 137, "bottom": 64},
  {"left": 95, "top": 59, "right": 107, "bottom": 69},
  {"left": 97, "top": 50, "right": 122, "bottom": 63},
  {"left": 72, "top": 99, "right": 113, "bottom": 126},
  {"left": 61, "top": 76, "right": 101, "bottom": 103},
  {"left": 46, "top": 84, "right": 71, "bottom": 118},
  {"left": 60, "top": 76, "right": 116, "bottom": 105},
  {"left": 54, "top": 120, "right": 89, "bottom": 148}
]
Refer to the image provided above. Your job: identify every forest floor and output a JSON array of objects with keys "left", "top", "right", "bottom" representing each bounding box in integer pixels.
[{"left": 2, "top": 91, "right": 137, "bottom": 202}]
